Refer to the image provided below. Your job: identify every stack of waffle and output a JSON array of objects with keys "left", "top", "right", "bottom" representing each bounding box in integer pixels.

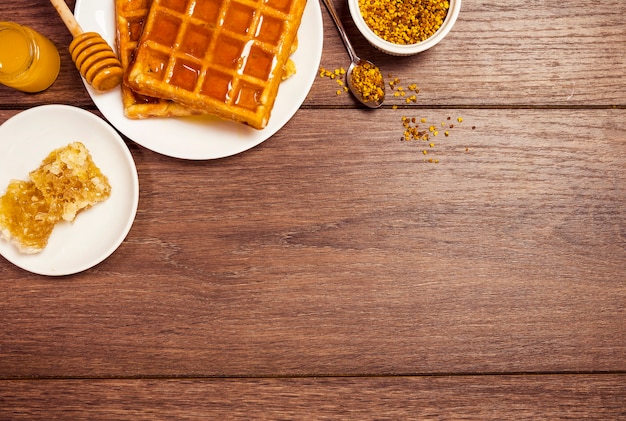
[{"left": 115, "top": 0, "right": 305, "bottom": 129}]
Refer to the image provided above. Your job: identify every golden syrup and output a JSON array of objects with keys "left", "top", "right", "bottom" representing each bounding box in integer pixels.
[
  {"left": 213, "top": 35, "right": 245, "bottom": 69},
  {"left": 0, "top": 22, "right": 60, "bottom": 93},
  {"left": 148, "top": 12, "right": 181, "bottom": 48},
  {"left": 223, "top": 2, "right": 255, "bottom": 34},
  {"left": 191, "top": 0, "right": 222, "bottom": 24},
  {"left": 234, "top": 81, "right": 263, "bottom": 111},
  {"left": 256, "top": 14, "right": 283, "bottom": 45},
  {"left": 201, "top": 70, "right": 232, "bottom": 101},
  {"left": 129, "top": 18, "right": 145, "bottom": 42},
  {"left": 163, "top": 0, "right": 188, "bottom": 13},
  {"left": 179, "top": 24, "right": 213, "bottom": 56},
  {"left": 146, "top": 49, "right": 170, "bottom": 79},
  {"left": 243, "top": 44, "right": 274, "bottom": 80},
  {"left": 170, "top": 59, "right": 201, "bottom": 91},
  {"left": 265, "top": 0, "right": 293, "bottom": 14}
]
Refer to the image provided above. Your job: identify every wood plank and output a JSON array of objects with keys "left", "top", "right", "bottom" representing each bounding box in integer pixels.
[
  {"left": 1, "top": 0, "right": 624, "bottom": 415},
  {"left": 313, "top": 0, "right": 626, "bottom": 106},
  {"left": 1, "top": 375, "right": 625, "bottom": 419},
  {"left": 2, "top": 108, "right": 624, "bottom": 378},
  {"left": 2, "top": 1, "right": 625, "bottom": 109}
]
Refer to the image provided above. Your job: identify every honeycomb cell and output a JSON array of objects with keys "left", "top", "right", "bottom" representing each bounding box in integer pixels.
[
  {"left": 0, "top": 180, "right": 57, "bottom": 253},
  {"left": 29, "top": 142, "right": 111, "bottom": 222},
  {"left": 234, "top": 81, "right": 263, "bottom": 111},
  {"left": 255, "top": 14, "right": 283, "bottom": 45},
  {"left": 180, "top": 24, "right": 213, "bottom": 57},
  {"left": 169, "top": 59, "right": 201, "bottom": 90},
  {"left": 264, "top": 0, "right": 293, "bottom": 14},
  {"left": 223, "top": 2, "right": 255, "bottom": 35},
  {"left": 162, "top": 0, "right": 189, "bottom": 13},
  {"left": 201, "top": 70, "right": 233, "bottom": 101},
  {"left": 213, "top": 35, "right": 244, "bottom": 69},
  {"left": 243, "top": 44, "right": 274, "bottom": 80},
  {"left": 191, "top": 0, "right": 223, "bottom": 24},
  {"left": 148, "top": 11, "right": 182, "bottom": 48}
]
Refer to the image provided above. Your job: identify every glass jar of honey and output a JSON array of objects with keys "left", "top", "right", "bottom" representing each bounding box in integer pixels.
[{"left": 0, "top": 22, "right": 61, "bottom": 93}]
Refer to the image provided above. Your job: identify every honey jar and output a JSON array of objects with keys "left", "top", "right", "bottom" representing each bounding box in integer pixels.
[{"left": 0, "top": 22, "right": 60, "bottom": 93}]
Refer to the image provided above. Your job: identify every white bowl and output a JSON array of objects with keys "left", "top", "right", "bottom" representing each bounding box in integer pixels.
[{"left": 348, "top": 0, "right": 461, "bottom": 56}]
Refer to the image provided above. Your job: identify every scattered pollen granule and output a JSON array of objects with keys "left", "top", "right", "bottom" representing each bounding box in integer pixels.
[
  {"left": 319, "top": 66, "right": 348, "bottom": 95},
  {"left": 400, "top": 115, "right": 469, "bottom": 163},
  {"left": 320, "top": 68, "right": 474, "bottom": 163},
  {"left": 386, "top": 74, "right": 420, "bottom": 106}
]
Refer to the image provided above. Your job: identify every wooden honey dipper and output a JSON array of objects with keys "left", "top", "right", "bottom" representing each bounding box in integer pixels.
[{"left": 50, "top": 0, "right": 123, "bottom": 92}]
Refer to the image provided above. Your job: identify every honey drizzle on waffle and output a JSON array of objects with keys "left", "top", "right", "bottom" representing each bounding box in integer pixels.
[
  {"left": 116, "top": 0, "right": 200, "bottom": 118},
  {"left": 127, "top": 0, "right": 306, "bottom": 129}
]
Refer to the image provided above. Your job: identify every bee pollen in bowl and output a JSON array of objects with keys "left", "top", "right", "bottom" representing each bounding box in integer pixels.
[{"left": 349, "top": 0, "right": 461, "bottom": 56}]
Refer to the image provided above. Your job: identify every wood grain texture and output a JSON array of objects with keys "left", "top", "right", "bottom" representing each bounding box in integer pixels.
[
  {"left": 2, "top": 1, "right": 626, "bottom": 109},
  {"left": 314, "top": 0, "right": 626, "bottom": 107},
  {"left": 1, "top": 0, "right": 625, "bottom": 417},
  {"left": 1, "top": 375, "right": 625, "bottom": 420},
  {"left": 1, "top": 108, "right": 624, "bottom": 378}
]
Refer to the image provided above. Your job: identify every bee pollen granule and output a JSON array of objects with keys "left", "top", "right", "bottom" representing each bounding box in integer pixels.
[{"left": 358, "top": 0, "right": 449, "bottom": 45}]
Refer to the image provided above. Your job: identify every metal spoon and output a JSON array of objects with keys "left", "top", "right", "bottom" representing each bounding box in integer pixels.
[{"left": 320, "top": 0, "right": 385, "bottom": 108}]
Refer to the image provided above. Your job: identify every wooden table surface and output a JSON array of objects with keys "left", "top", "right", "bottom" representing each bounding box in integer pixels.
[{"left": 1, "top": 0, "right": 625, "bottom": 419}]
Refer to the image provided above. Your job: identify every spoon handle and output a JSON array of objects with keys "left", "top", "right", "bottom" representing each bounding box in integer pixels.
[{"left": 320, "top": 0, "right": 359, "bottom": 62}]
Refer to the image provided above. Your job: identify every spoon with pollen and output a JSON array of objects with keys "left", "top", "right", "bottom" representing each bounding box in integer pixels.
[
  {"left": 320, "top": 0, "right": 385, "bottom": 108},
  {"left": 50, "top": 0, "right": 123, "bottom": 92}
]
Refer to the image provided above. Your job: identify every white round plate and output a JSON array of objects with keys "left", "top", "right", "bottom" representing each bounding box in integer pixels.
[
  {"left": 74, "top": 0, "right": 324, "bottom": 160},
  {"left": 0, "top": 105, "right": 139, "bottom": 276}
]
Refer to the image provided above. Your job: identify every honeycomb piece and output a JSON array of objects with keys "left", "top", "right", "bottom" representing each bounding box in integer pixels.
[
  {"left": 29, "top": 142, "right": 111, "bottom": 222},
  {"left": 115, "top": 0, "right": 203, "bottom": 118},
  {"left": 0, "top": 143, "right": 111, "bottom": 254},
  {"left": 0, "top": 180, "right": 59, "bottom": 254},
  {"left": 127, "top": 0, "right": 306, "bottom": 129}
]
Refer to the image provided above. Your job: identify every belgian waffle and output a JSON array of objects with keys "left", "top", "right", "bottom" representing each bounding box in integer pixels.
[
  {"left": 127, "top": 0, "right": 307, "bottom": 129},
  {"left": 115, "top": 0, "right": 201, "bottom": 118}
]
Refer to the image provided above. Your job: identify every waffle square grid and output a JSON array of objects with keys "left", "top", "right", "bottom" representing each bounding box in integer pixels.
[
  {"left": 127, "top": 0, "right": 306, "bottom": 129},
  {"left": 115, "top": 0, "right": 201, "bottom": 118}
]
